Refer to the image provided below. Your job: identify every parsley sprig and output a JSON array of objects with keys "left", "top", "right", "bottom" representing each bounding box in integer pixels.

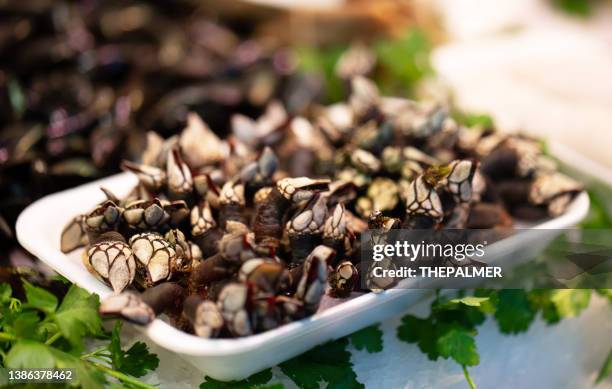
[
  {"left": 397, "top": 288, "right": 611, "bottom": 388},
  {"left": 0, "top": 281, "right": 159, "bottom": 389},
  {"left": 397, "top": 292, "right": 485, "bottom": 387}
]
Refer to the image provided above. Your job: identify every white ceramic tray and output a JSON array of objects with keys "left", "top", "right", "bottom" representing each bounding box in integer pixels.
[{"left": 16, "top": 172, "right": 589, "bottom": 380}]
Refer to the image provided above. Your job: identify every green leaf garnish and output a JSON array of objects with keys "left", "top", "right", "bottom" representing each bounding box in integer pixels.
[
  {"left": 494, "top": 290, "right": 536, "bottom": 334},
  {"left": 200, "top": 369, "right": 279, "bottom": 389},
  {"left": 0, "top": 282, "right": 157, "bottom": 388},
  {"left": 349, "top": 325, "right": 383, "bottom": 353},
  {"left": 550, "top": 289, "right": 591, "bottom": 318},
  {"left": 5, "top": 339, "right": 56, "bottom": 368},
  {"left": 53, "top": 285, "right": 102, "bottom": 350},
  {"left": 436, "top": 327, "right": 479, "bottom": 366},
  {"left": 596, "top": 348, "right": 612, "bottom": 384},
  {"left": 457, "top": 113, "right": 495, "bottom": 129},
  {"left": 449, "top": 297, "right": 490, "bottom": 307},
  {"left": 279, "top": 339, "right": 364, "bottom": 389},
  {"left": 23, "top": 280, "right": 58, "bottom": 313},
  {"left": 110, "top": 321, "right": 159, "bottom": 378}
]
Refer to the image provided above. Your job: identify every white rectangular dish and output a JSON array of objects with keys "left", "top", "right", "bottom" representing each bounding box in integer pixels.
[{"left": 16, "top": 172, "right": 589, "bottom": 380}]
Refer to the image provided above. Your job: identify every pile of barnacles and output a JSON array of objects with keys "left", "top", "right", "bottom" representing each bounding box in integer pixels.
[{"left": 60, "top": 77, "right": 583, "bottom": 338}]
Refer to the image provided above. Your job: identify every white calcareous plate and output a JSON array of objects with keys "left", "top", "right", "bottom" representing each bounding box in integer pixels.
[{"left": 16, "top": 172, "right": 589, "bottom": 380}]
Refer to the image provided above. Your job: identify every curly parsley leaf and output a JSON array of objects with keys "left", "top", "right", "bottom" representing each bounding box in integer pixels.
[
  {"left": 279, "top": 338, "right": 364, "bottom": 389},
  {"left": 23, "top": 279, "right": 58, "bottom": 313},
  {"left": 200, "top": 369, "right": 281, "bottom": 389},
  {"left": 494, "top": 290, "right": 536, "bottom": 334},
  {"left": 349, "top": 325, "right": 383, "bottom": 353},
  {"left": 110, "top": 321, "right": 159, "bottom": 378},
  {"left": 436, "top": 327, "right": 479, "bottom": 366},
  {"left": 596, "top": 348, "right": 612, "bottom": 384}
]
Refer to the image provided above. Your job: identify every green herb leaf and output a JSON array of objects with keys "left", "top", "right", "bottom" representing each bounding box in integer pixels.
[
  {"left": 110, "top": 320, "right": 123, "bottom": 369},
  {"left": 596, "top": 289, "right": 612, "bottom": 303},
  {"left": 280, "top": 338, "right": 364, "bottom": 389},
  {"left": 553, "top": 0, "right": 592, "bottom": 17},
  {"left": 473, "top": 290, "right": 499, "bottom": 314},
  {"left": 449, "top": 297, "right": 490, "bottom": 307},
  {"left": 582, "top": 186, "right": 612, "bottom": 229},
  {"left": 525, "top": 290, "right": 561, "bottom": 324},
  {"left": 6, "top": 339, "right": 107, "bottom": 389},
  {"left": 436, "top": 327, "right": 479, "bottom": 366},
  {"left": 457, "top": 113, "right": 494, "bottom": 128},
  {"left": 0, "top": 283, "right": 11, "bottom": 300},
  {"left": 110, "top": 321, "right": 159, "bottom": 378},
  {"left": 432, "top": 303, "right": 486, "bottom": 331},
  {"left": 50, "top": 274, "right": 72, "bottom": 285},
  {"left": 550, "top": 289, "right": 591, "bottom": 318},
  {"left": 494, "top": 290, "right": 536, "bottom": 334},
  {"left": 23, "top": 280, "right": 58, "bottom": 313},
  {"left": 200, "top": 369, "right": 278, "bottom": 388},
  {"left": 398, "top": 291, "right": 489, "bottom": 386},
  {"left": 1, "top": 281, "right": 155, "bottom": 389},
  {"left": 5, "top": 340, "right": 55, "bottom": 368},
  {"left": 596, "top": 347, "right": 612, "bottom": 384},
  {"left": 374, "top": 29, "right": 432, "bottom": 96},
  {"left": 397, "top": 315, "right": 439, "bottom": 360},
  {"left": 51, "top": 347, "right": 107, "bottom": 389},
  {"left": 53, "top": 284, "right": 102, "bottom": 350},
  {"left": 349, "top": 325, "right": 383, "bottom": 353},
  {"left": 120, "top": 342, "right": 160, "bottom": 378},
  {"left": 295, "top": 46, "right": 345, "bottom": 103},
  {"left": 12, "top": 311, "right": 41, "bottom": 340}
]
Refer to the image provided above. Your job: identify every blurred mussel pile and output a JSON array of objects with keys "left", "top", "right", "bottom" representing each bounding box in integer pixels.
[
  {"left": 0, "top": 0, "right": 319, "bottom": 251},
  {"left": 61, "top": 74, "right": 584, "bottom": 338}
]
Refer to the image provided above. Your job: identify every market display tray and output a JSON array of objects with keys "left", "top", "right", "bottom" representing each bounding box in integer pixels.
[{"left": 16, "top": 172, "right": 589, "bottom": 380}]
